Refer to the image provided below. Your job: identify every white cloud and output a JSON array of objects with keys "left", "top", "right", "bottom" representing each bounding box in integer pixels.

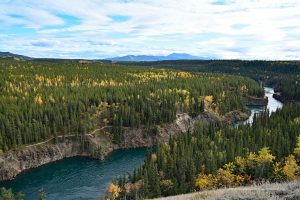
[{"left": 0, "top": 0, "right": 299, "bottom": 59}]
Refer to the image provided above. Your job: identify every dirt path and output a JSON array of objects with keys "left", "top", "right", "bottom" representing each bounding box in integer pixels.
[{"left": 25, "top": 126, "right": 111, "bottom": 148}]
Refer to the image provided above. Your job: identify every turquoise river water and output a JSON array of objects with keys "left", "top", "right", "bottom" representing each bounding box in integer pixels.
[{"left": 0, "top": 148, "right": 146, "bottom": 200}]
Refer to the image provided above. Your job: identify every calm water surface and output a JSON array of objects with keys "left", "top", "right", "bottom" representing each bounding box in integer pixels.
[{"left": 0, "top": 148, "right": 146, "bottom": 200}]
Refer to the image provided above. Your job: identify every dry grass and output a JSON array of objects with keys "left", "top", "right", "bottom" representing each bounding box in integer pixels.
[{"left": 152, "top": 181, "right": 300, "bottom": 200}]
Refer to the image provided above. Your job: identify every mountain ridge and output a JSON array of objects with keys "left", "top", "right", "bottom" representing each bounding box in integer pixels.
[
  {"left": 0, "top": 51, "right": 32, "bottom": 60},
  {"left": 0, "top": 51, "right": 207, "bottom": 61},
  {"left": 106, "top": 53, "right": 207, "bottom": 61}
]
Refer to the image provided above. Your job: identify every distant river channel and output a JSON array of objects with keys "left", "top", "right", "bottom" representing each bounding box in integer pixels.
[{"left": 237, "top": 87, "right": 283, "bottom": 125}]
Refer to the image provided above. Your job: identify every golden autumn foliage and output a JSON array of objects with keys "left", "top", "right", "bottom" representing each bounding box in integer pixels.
[
  {"left": 234, "top": 156, "right": 247, "bottom": 173},
  {"left": 204, "top": 96, "right": 213, "bottom": 104},
  {"left": 177, "top": 71, "right": 192, "bottom": 78},
  {"left": 194, "top": 146, "right": 300, "bottom": 191},
  {"left": 203, "top": 95, "right": 221, "bottom": 114},
  {"left": 256, "top": 147, "right": 275, "bottom": 165},
  {"left": 195, "top": 174, "right": 215, "bottom": 190},
  {"left": 283, "top": 155, "right": 300, "bottom": 180},
  {"left": 245, "top": 152, "right": 257, "bottom": 168},
  {"left": 107, "top": 183, "right": 121, "bottom": 200},
  {"left": 34, "top": 95, "right": 43, "bottom": 105},
  {"left": 215, "top": 168, "right": 236, "bottom": 187},
  {"left": 128, "top": 70, "right": 193, "bottom": 83}
]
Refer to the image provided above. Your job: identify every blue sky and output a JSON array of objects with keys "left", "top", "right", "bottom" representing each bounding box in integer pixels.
[{"left": 0, "top": 0, "right": 300, "bottom": 59}]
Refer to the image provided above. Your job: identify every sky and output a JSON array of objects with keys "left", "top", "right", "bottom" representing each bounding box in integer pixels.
[{"left": 0, "top": 0, "right": 300, "bottom": 60}]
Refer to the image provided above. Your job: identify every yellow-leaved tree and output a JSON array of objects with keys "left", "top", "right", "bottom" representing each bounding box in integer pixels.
[
  {"left": 215, "top": 162, "right": 236, "bottom": 187},
  {"left": 195, "top": 173, "right": 215, "bottom": 190},
  {"left": 107, "top": 183, "right": 121, "bottom": 200},
  {"left": 283, "top": 155, "right": 300, "bottom": 180}
]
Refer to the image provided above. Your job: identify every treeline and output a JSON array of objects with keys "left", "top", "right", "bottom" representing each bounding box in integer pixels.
[
  {"left": 269, "top": 76, "right": 300, "bottom": 102},
  {"left": 0, "top": 58, "right": 263, "bottom": 151},
  {"left": 119, "top": 60, "right": 300, "bottom": 101},
  {"left": 111, "top": 103, "right": 300, "bottom": 199}
]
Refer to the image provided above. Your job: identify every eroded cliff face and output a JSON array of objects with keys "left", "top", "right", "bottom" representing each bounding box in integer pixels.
[
  {"left": 120, "top": 111, "right": 221, "bottom": 148},
  {"left": 0, "top": 134, "right": 116, "bottom": 181},
  {"left": 0, "top": 110, "right": 231, "bottom": 181},
  {"left": 0, "top": 142, "right": 80, "bottom": 181}
]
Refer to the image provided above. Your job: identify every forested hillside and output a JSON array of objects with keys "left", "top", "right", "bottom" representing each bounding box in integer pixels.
[
  {"left": 118, "top": 60, "right": 300, "bottom": 102},
  {"left": 0, "top": 58, "right": 263, "bottom": 152},
  {"left": 112, "top": 103, "right": 300, "bottom": 199}
]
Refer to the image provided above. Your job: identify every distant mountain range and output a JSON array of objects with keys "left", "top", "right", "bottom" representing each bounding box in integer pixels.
[
  {"left": 0, "top": 51, "right": 206, "bottom": 62},
  {"left": 106, "top": 53, "right": 205, "bottom": 62},
  {"left": 0, "top": 52, "right": 32, "bottom": 60}
]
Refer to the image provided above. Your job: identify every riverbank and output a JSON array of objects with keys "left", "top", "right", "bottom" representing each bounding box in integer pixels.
[
  {"left": 0, "top": 109, "right": 249, "bottom": 182},
  {"left": 0, "top": 88, "right": 272, "bottom": 183}
]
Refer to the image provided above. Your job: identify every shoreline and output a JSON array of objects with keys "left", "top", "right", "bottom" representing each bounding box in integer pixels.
[{"left": 0, "top": 109, "right": 251, "bottom": 182}]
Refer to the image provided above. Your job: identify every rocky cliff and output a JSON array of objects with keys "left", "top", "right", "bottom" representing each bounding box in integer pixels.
[
  {"left": 223, "top": 110, "right": 251, "bottom": 125},
  {"left": 0, "top": 110, "right": 239, "bottom": 181},
  {"left": 120, "top": 111, "right": 221, "bottom": 149},
  {"left": 0, "top": 142, "right": 80, "bottom": 181},
  {"left": 0, "top": 134, "right": 116, "bottom": 181}
]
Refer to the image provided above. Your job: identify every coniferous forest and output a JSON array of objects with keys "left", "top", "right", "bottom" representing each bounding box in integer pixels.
[
  {"left": 113, "top": 103, "right": 300, "bottom": 199},
  {"left": 0, "top": 58, "right": 263, "bottom": 152},
  {"left": 119, "top": 60, "right": 300, "bottom": 102}
]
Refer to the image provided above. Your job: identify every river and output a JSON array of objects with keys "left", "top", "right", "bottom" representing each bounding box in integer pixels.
[
  {"left": 0, "top": 148, "right": 146, "bottom": 200},
  {"left": 238, "top": 87, "right": 283, "bottom": 125},
  {"left": 0, "top": 87, "right": 283, "bottom": 200}
]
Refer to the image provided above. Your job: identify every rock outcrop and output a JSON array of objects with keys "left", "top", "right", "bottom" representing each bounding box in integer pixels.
[
  {"left": 120, "top": 111, "right": 222, "bottom": 149},
  {"left": 0, "top": 134, "right": 116, "bottom": 181},
  {"left": 246, "top": 96, "right": 268, "bottom": 106},
  {"left": 0, "top": 110, "right": 238, "bottom": 181},
  {"left": 223, "top": 110, "right": 251, "bottom": 125},
  {"left": 0, "top": 142, "right": 80, "bottom": 181}
]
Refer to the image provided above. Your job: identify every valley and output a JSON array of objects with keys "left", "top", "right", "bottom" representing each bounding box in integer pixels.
[
  {"left": 0, "top": 86, "right": 281, "bottom": 200},
  {"left": 0, "top": 58, "right": 298, "bottom": 200}
]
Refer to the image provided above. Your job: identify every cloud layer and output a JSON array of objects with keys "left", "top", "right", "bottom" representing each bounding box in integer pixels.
[{"left": 0, "top": 0, "right": 300, "bottom": 59}]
